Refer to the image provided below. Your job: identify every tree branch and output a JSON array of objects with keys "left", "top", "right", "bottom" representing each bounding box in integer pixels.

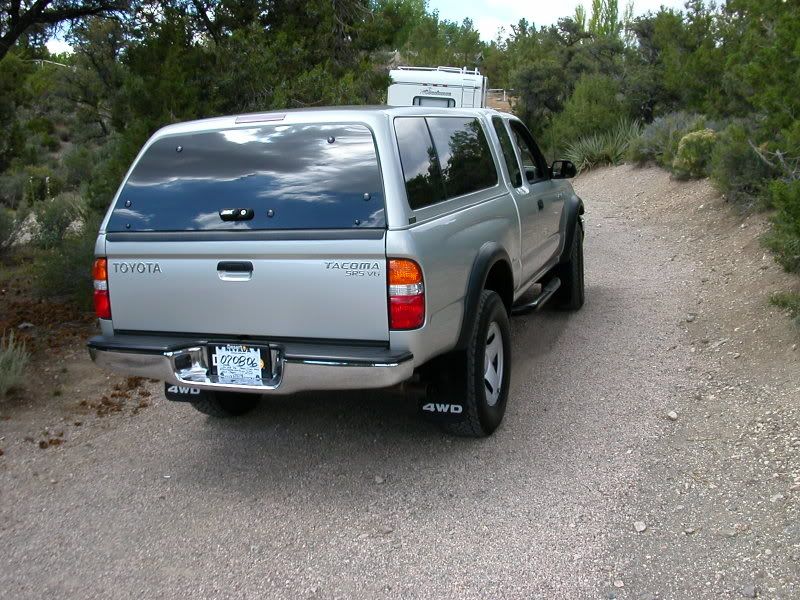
[
  {"left": 189, "top": 0, "right": 220, "bottom": 44},
  {"left": 0, "top": 1, "right": 123, "bottom": 61}
]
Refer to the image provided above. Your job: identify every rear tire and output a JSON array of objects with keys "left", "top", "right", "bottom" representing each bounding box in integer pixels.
[
  {"left": 438, "top": 290, "right": 511, "bottom": 437},
  {"left": 552, "top": 221, "right": 584, "bottom": 310},
  {"left": 190, "top": 392, "right": 260, "bottom": 418}
]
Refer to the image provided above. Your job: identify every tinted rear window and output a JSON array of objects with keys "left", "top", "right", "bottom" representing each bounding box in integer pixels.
[
  {"left": 394, "top": 116, "right": 498, "bottom": 210},
  {"left": 107, "top": 124, "right": 385, "bottom": 232},
  {"left": 394, "top": 117, "right": 445, "bottom": 210}
]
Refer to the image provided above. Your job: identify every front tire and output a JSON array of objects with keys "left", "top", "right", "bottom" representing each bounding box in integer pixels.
[
  {"left": 438, "top": 290, "right": 512, "bottom": 437},
  {"left": 190, "top": 392, "right": 260, "bottom": 418},
  {"left": 552, "top": 221, "right": 584, "bottom": 310}
]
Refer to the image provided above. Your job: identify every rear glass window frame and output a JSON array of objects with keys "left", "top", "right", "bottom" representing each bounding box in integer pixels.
[
  {"left": 393, "top": 115, "right": 499, "bottom": 213},
  {"left": 107, "top": 121, "right": 388, "bottom": 233}
]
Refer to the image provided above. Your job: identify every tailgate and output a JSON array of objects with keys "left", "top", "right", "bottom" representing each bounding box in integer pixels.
[
  {"left": 101, "top": 120, "right": 390, "bottom": 342},
  {"left": 105, "top": 235, "right": 388, "bottom": 341}
]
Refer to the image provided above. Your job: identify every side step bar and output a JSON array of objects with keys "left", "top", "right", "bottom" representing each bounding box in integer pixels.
[{"left": 511, "top": 277, "right": 561, "bottom": 316}]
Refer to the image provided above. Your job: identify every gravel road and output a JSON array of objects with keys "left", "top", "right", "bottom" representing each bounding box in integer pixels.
[{"left": 1, "top": 166, "right": 797, "bottom": 599}]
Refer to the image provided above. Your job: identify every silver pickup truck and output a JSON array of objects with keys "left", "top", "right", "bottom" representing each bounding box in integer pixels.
[{"left": 87, "top": 106, "right": 584, "bottom": 437}]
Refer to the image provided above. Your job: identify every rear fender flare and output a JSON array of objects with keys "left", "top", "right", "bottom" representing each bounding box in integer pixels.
[{"left": 454, "top": 243, "right": 512, "bottom": 351}]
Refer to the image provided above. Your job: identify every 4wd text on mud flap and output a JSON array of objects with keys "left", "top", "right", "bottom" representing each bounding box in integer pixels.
[
  {"left": 422, "top": 403, "right": 463, "bottom": 414},
  {"left": 166, "top": 385, "right": 200, "bottom": 395}
]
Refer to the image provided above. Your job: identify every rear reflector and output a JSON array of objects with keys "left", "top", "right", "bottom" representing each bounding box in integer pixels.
[
  {"left": 388, "top": 259, "right": 424, "bottom": 330},
  {"left": 92, "top": 258, "right": 111, "bottom": 319},
  {"left": 93, "top": 290, "right": 111, "bottom": 320}
]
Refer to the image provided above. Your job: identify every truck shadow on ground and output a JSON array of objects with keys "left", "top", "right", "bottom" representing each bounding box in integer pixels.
[{"left": 164, "top": 288, "right": 606, "bottom": 499}]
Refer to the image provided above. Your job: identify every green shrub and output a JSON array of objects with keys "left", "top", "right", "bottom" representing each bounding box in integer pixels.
[
  {"left": 0, "top": 330, "right": 29, "bottom": 397},
  {"left": 42, "top": 133, "right": 60, "bottom": 152},
  {"left": 769, "top": 292, "right": 800, "bottom": 328},
  {"left": 34, "top": 192, "right": 85, "bottom": 250},
  {"left": 565, "top": 119, "right": 642, "bottom": 172},
  {"left": 0, "top": 170, "right": 27, "bottom": 208},
  {"left": 672, "top": 129, "right": 717, "bottom": 179},
  {"left": 710, "top": 123, "right": 775, "bottom": 205},
  {"left": 550, "top": 74, "right": 626, "bottom": 149},
  {"left": 0, "top": 207, "right": 15, "bottom": 253},
  {"left": 23, "top": 165, "right": 64, "bottom": 205},
  {"left": 627, "top": 112, "right": 706, "bottom": 167},
  {"left": 763, "top": 180, "right": 800, "bottom": 273},
  {"left": 63, "top": 146, "right": 94, "bottom": 187},
  {"left": 26, "top": 116, "right": 55, "bottom": 136},
  {"left": 33, "top": 215, "right": 98, "bottom": 308}
]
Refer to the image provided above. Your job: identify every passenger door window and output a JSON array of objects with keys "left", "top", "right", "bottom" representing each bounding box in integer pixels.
[{"left": 509, "top": 121, "right": 548, "bottom": 184}]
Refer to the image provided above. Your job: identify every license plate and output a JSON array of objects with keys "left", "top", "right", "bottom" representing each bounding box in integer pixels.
[{"left": 211, "top": 344, "right": 269, "bottom": 384}]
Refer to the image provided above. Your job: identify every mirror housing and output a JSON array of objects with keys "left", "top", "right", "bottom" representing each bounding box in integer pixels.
[{"left": 551, "top": 160, "right": 577, "bottom": 179}]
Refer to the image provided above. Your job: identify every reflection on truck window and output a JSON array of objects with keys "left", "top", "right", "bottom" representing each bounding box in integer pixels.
[
  {"left": 412, "top": 96, "right": 456, "bottom": 108},
  {"left": 426, "top": 117, "right": 498, "bottom": 198},
  {"left": 395, "top": 117, "right": 498, "bottom": 209},
  {"left": 108, "top": 124, "right": 386, "bottom": 232},
  {"left": 394, "top": 117, "right": 446, "bottom": 210}
]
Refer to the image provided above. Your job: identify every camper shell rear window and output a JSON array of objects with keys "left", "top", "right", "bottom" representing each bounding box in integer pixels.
[{"left": 107, "top": 123, "right": 386, "bottom": 232}]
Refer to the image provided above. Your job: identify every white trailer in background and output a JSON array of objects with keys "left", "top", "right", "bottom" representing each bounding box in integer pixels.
[{"left": 387, "top": 66, "right": 488, "bottom": 108}]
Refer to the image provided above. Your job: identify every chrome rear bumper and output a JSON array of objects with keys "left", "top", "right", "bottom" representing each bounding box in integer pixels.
[{"left": 88, "top": 336, "right": 414, "bottom": 395}]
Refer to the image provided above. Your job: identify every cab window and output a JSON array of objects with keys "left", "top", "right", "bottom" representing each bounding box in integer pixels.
[
  {"left": 426, "top": 117, "right": 498, "bottom": 198},
  {"left": 509, "top": 121, "right": 548, "bottom": 184}
]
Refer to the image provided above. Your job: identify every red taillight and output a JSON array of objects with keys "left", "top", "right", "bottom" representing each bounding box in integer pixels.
[
  {"left": 93, "top": 289, "right": 111, "bottom": 320},
  {"left": 388, "top": 259, "right": 424, "bottom": 330},
  {"left": 93, "top": 258, "right": 111, "bottom": 320}
]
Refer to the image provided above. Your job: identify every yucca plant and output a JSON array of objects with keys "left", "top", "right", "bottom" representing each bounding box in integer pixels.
[
  {"left": 566, "top": 119, "right": 642, "bottom": 173},
  {"left": 0, "top": 330, "right": 29, "bottom": 397}
]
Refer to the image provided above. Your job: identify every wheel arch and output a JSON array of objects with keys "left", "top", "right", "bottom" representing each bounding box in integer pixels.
[
  {"left": 558, "top": 194, "right": 585, "bottom": 264},
  {"left": 454, "top": 243, "right": 514, "bottom": 351}
]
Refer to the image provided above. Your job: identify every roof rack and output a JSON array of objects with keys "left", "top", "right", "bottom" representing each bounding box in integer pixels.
[{"left": 396, "top": 65, "right": 481, "bottom": 76}]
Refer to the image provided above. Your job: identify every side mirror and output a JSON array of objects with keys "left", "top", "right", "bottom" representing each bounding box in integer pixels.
[{"left": 551, "top": 160, "right": 577, "bottom": 179}]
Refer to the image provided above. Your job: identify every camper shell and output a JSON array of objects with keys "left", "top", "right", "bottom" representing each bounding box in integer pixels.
[{"left": 388, "top": 66, "right": 488, "bottom": 108}]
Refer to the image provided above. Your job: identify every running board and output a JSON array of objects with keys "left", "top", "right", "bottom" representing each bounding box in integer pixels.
[{"left": 511, "top": 277, "right": 561, "bottom": 316}]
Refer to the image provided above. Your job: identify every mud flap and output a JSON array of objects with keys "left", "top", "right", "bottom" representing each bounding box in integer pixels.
[{"left": 164, "top": 383, "right": 209, "bottom": 402}]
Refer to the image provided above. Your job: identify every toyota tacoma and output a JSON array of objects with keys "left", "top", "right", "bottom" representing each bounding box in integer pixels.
[{"left": 87, "top": 106, "right": 584, "bottom": 437}]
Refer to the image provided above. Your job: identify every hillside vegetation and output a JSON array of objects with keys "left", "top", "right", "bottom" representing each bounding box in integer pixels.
[{"left": 0, "top": 1, "right": 797, "bottom": 333}]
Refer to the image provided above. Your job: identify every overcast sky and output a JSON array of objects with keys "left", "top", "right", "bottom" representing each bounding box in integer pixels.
[{"left": 429, "top": 0, "right": 688, "bottom": 40}]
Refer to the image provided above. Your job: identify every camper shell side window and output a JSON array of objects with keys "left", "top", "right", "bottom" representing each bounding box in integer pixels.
[{"left": 412, "top": 96, "right": 456, "bottom": 108}]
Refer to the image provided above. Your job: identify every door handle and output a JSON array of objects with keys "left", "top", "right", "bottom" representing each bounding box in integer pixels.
[
  {"left": 217, "top": 261, "right": 253, "bottom": 272},
  {"left": 217, "top": 261, "right": 253, "bottom": 281},
  {"left": 537, "top": 198, "right": 544, "bottom": 211}
]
